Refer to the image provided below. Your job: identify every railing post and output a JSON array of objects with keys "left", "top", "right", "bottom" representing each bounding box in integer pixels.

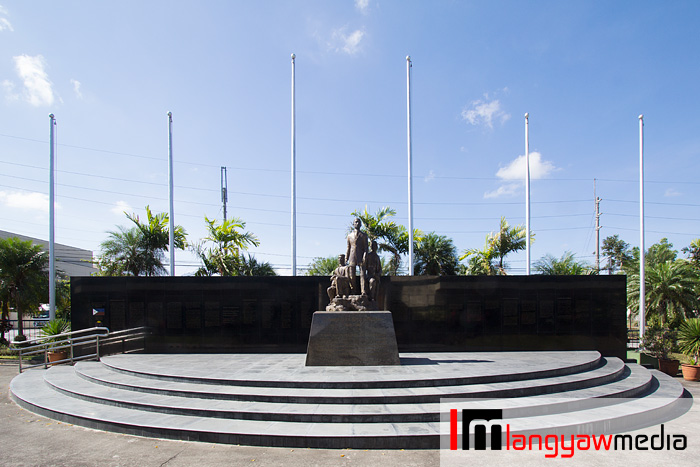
[
  {"left": 70, "top": 338, "right": 74, "bottom": 364},
  {"left": 44, "top": 346, "right": 48, "bottom": 369},
  {"left": 18, "top": 348, "right": 23, "bottom": 373},
  {"left": 96, "top": 335, "right": 100, "bottom": 360}
]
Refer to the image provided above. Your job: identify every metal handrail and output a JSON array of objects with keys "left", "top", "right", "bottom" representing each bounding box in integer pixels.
[{"left": 12, "top": 326, "right": 149, "bottom": 373}]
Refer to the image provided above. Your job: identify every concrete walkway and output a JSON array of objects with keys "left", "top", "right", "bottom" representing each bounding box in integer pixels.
[{"left": 2, "top": 359, "right": 699, "bottom": 467}]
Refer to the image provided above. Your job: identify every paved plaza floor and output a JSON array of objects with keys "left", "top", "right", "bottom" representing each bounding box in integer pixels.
[{"left": 2, "top": 358, "right": 699, "bottom": 467}]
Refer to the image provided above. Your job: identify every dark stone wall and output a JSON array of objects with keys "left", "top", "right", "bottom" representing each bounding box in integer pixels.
[{"left": 71, "top": 275, "right": 627, "bottom": 358}]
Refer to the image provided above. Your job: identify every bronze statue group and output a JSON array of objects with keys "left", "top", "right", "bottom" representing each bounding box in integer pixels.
[{"left": 327, "top": 218, "right": 382, "bottom": 303}]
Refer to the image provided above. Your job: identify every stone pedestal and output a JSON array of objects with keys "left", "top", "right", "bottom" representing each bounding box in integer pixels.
[{"left": 305, "top": 311, "right": 400, "bottom": 366}]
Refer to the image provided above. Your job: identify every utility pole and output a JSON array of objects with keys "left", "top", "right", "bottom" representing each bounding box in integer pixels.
[
  {"left": 595, "top": 179, "right": 601, "bottom": 273},
  {"left": 221, "top": 166, "right": 228, "bottom": 222}
]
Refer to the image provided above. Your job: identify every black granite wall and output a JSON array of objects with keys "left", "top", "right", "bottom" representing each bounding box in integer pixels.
[{"left": 71, "top": 275, "right": 627, "bottom": 358}]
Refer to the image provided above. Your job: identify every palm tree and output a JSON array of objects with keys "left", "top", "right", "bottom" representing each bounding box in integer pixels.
[
  {"left": 193, "top": 216, "right": 260, "bottom": 276},
  {"left": 235, "top": 254, "right": 276, "bottom": 276},
  {"left": 459, "top": 235, "right": 498, "bottom": 275},
  {"left": 491, "top": 216, "right": 530, "bottom": 273},
  {"left": 98, "top": 206, "right": 187, "bottom": 276},
  {"left": 98, "top": 226, "right": 147, "bottom": 276},
  {"left": 305, "top": 256, "right": 340, "bottom": 276},
  {"left": 0, "top": 237, "right": 49, "bottom": 340},
  {"left": 534, "top": 251, "right": 595, "bottom": 275},
  {"left": 126, "top": 206, "right": 187, "bottom": 276},
  {"left": 459, "top": 217, "right": 531, "bottom": 275},
  {"left": 627, "top": 259, "right": 700, "bottom": 327},
  {"left": 414, "top": 232, "right": 458, "bottom": 276}
]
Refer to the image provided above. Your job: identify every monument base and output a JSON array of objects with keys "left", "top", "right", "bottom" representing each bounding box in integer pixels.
[
  {"left": 326, "top": 294, "right": 378, "bottom": 311},
  {"left": 305, "top": 311, "right": 400, "bottom": 366}
]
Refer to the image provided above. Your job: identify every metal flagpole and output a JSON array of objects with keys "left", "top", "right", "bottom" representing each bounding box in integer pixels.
[
  {"left": 525, "top": 113, "right": 531, "bottom": 275},
  {"left": 406, "top": 56, "right": 414, "bottom": 276},
  {"left": 168, "top": 112, "right": 175, "bottom": 276},
  {"left": 291, "top": 53, "right": 297, "bottom": 276},
  {"left": 49, "top": 114, "right": 56, "bottom": 321},
  {"left": 639, "top": 115, "right": 646, "bottom": 338}
]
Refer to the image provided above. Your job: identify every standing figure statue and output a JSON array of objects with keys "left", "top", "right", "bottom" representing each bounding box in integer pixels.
[
  {"left": 327, "top": 254, "right": 351, "bottom": 300},
  {"left": 363, "top": 239, "right": 382, "bottom": 301},
  {"left": 346, "top": 217, "right": 369, "bottom": 295}
]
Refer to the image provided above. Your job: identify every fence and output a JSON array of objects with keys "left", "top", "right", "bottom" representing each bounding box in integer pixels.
[
  {"left": 2, "top": 319, "right": 49, "bottom": 343},
  {"left": 11, "top": 326, "right": 149, "bottom": 373}
]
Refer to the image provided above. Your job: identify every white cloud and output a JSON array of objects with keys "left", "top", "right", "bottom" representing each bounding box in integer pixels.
[
  {"left": 70, "top": 79, "right": 82, "bottom": 99},
  {"left": 329, "top": 27, "right": 365, "bottom": 55},
  {"left": 424, "top": 170, "right": 436, "bottom": 182},
  {"left": 12, "top": 54, "right": 56, "bottom": 107},
  {"left": 0, "top": 190, "right": 49, "bottom": 212},
  {"left": 461, "top": 98, "right": 510, "bottom": 128},
  {"left": 664, "top": 188, "right": 681, "bottom": 197},
  {"left": 495, "top": 152, "right": 556, "bottom": 180},
  {"left": 355, "top": 0, "right": 370, "bottom": 15},
  {"left": 484, "top": 152, "right": 558, "bottom": 198},
  {"left": 484, "top": 183, "right": 520, "bottom": 199},
  {"left": 0, "top": 5, "right": 13, "bottom": 32},
  {"left": 111, "top": 200, "right": 132, "bottom": 216},
  {"left": 2, "top": 79, "right": 18, "bottom": 101}
]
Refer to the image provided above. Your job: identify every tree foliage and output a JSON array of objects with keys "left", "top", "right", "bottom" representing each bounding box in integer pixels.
[
  {"left": 97, "top": 206, "right": 187, "bottom": 276},
  {"left": 601, "top": 234, "right": 631, "bottom": 274},
  {"left": 305, "top": 256, "right": 340, "bottom": 276},
  {"left": 627, "top": 258, "right": 699, "bottom": 327},
  {"left": 678, "top": 318, "right": 700, "bottom": 365},
  {"left": 460, "top": 217, "right": 531, "bottom": 275},
  {"left": 192, "top": 216, "right": 274, "bottom": 276},
  {"left": 534, "top": 251, "right": 595, "bottom": 275},
  {"left": 0, "top": 237, "right": 49, "bottom": 340},
  {"left": 681, "top": 238, "right": 700, "bottom": 271},
  {"left": 414, "top": 232, "right": 458, "bottom": 276}
]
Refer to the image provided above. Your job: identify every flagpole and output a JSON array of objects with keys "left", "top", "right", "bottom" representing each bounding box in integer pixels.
[
  {"left": 168, "top": 112, "right": 175, "bottom": 276},
  {"left": 406, "top": 56, "right": 414, "bottom": 276},
  {"left": 639, "top": 115, "right": 646, "bottom": 338},
  {"left": 49, "top": 114, "right": 56, "bottom": 321},
  {"left": 525, "top": 113, "right": 531, "bottom": 275},
  {"left": 291, "top": 53, "right": 297, "bottom": 276}
]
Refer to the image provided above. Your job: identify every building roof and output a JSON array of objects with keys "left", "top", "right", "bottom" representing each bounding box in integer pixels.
[{"left": 0, "top": 230, "right": 96, "bottom": 277}]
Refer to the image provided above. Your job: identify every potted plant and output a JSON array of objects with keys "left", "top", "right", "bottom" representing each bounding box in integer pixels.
[
  {"left": 40, "top": 318, "right": 70, "bottom": 364},
  {"left": 640, "top": 325, "right": 680, "bottom": 377},
  {"left": 678, "top": 318, "right": 700, "bottom": 381}
]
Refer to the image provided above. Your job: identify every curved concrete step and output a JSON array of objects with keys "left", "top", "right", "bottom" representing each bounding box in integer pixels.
[
  {"left": 43, "top": 362, "right": 653, "bottom": 423},
  {"left": 74, "top": 358, "right": 626, "bottom": 404},
  {"left": 10, "top": 366, "right": 689, "bottom": 449},
  {"left": 99, "top": 351, "right": 602, "bottom": 389}
]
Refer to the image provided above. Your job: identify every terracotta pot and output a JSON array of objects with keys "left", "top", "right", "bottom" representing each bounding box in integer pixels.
[
  {"left": 48, "top": 350, "right": 68, "bottom": 365},
  {"left": 681, "top": 363, "right": 700, "bottom": 382},
  {"left": 658, "top": 358, "right": 680, "bottom": 377}
]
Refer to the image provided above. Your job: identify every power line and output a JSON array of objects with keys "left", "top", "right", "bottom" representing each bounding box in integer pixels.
[{"left": 4, "top": 134, "right": 700, "bottom": 184}]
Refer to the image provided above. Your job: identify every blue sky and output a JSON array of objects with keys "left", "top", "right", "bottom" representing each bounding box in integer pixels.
[{"left": 1, "top": 0, "right": 699, "bottom": 275}]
